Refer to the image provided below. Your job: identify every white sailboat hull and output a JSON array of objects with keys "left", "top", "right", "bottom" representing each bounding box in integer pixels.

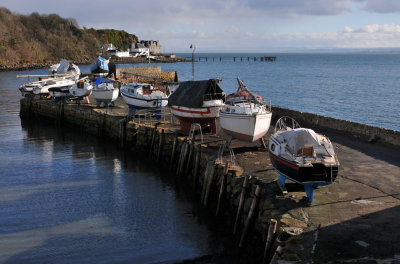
[
  {"left": 219, "top": 112, "right": 272, "bottom": 142},
  {"left": 70, "top": 82, "right": 93, "bottom": 97},
  {"left": 92, "top": 88, "right": 119, "bottom": 103}
]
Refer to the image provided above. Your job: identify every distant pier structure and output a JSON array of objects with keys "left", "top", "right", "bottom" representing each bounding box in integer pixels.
[{"left": 186, "top": 56, "right": 277, "bottom": 62}]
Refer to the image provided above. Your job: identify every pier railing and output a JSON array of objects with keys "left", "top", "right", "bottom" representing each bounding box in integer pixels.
[{"left": 129, "top": 107, "right": 177, "bottom": 125}]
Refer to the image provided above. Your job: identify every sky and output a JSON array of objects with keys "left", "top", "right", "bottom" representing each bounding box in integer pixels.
[{"left": 3, "top": 0, "right": 400, "bottom": 53}]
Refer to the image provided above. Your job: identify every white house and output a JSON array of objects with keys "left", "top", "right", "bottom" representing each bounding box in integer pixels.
[{"left": 130, "top": 43, "right": 150, "bottom": 57}]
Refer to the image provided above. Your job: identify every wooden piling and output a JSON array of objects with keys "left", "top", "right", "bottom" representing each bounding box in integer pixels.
[
  {"left": 119, "top": 117, "right": 127, "bottom": 148},
  {"left": 201, "top": 160, "right": 213, "bottom": 202},
  {"left": 203, "top": 162, "right": 217, "bottom": 207},
  {"left": 233, "top": 175, "right": 249, "bottom": 235},
  {"left": 262, "top": 219, "right": 278, "bottom": 264},
  {"left": 184, "top": 141, "right": 194, "bottom": 176},
  {"left": 150, "top": 128, "right": 157, "bottom": 155},
  {"left": 177, "top": 139, "right": 189, "bottom": 177},
  {"left": 169, "top": 135, "right": 178, "bottom": 170},
  {"left": 192, "top": 144, "right": 201, "bottom": 188},
  {"left": 239, "top": 185, "right": 262, "bottom": 248},
  {"left": 216, "top": 162, "right": 228, "bottom": 216},
  {"left": 156, "top": 129, "right": 164, "bottom": 163},
  {"left": 56, "top": 102, "right": 64, "bottom": 127}
]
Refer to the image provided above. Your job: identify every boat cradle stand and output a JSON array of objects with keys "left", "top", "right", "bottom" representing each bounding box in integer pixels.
[{"left": 278, "top": 173, "right": 330, "bottom": 202}]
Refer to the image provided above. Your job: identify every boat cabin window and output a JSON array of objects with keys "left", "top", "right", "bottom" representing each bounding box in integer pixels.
[
  {"left": 271, "top": 144, "right": 275, "bottom": 151},
  {"left": 143, "top": 85, "right": 151, "bottom": 95}
]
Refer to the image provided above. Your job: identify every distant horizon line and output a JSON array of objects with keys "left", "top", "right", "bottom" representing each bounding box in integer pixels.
[{"left": 169, "top": 47, "right": 400, "bottom": 54}]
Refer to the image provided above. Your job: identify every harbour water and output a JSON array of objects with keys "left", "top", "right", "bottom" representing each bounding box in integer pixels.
[
  {"left": 0, "top": 72, "right": 225, "bottom": 263},
  {"left": 165, "top": 53, "right": 400, "bottom": 132},
  {"left": 0, "top": 52, "right": 399, "bottom": 263}
]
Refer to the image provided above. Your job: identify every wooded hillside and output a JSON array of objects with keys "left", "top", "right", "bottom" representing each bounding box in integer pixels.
[{"left": 0, "top": 8, "right": 138, "bottom": 70}]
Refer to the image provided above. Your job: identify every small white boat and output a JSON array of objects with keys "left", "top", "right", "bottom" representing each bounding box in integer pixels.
[
  {"left": 168, "top": 79, "right": 225, "bottom": 134},
  {"left": 48, "top": 63, "right": 60, "bottom": 74},
  {"left": 120, "top": 82, "right": 169, "bottom": 111},
  {"left": 19, "top": 78, "right": 49, "bottom": 97},
  {"left": 92, "top": 78, "right": 119, "bottom": 107},
  {"left": 90, "top": 56, "right": 109, "bottom": 76},
  {"left": 70, "top": 78, "right": 93, "bottom": 98},
  {"left": 33, "top": 77, "right": 75, "bottom": 96},
  {"left": 51, "top": 59, "right": 81, "bottom": 80},
  {"left": 269, "top": 116, "right": 340, "bottom": 201},
  {"left": 219, "top": 77, "right": 272, "bottom": 142},
  {"left": 18, "top": 61, "right": 79, "bottom": 97},
  {"left": 48, "top": 86, "right": 71, "bottom": 100}
]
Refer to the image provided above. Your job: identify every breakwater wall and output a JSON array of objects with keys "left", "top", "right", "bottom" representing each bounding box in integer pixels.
[
  {"left": 272, "top": 106, "right": 400, "bottom": 147},
  {"left": 20, "top": 98, "right": 309, "bottom": 262},
  {"left": 19, "top": 98, "right": 399, "bottom": 263}
]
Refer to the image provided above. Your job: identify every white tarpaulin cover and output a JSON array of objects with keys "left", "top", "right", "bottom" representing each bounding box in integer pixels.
[
  {"left": 56, "top": 60, "right": 81, "bottom": 76},
  {"left": 277, "top": 128, "right": 320, "bottom": 154}
]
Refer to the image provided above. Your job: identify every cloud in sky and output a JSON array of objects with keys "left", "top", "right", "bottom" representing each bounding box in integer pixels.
[
  {"left": 2, "top": 0, "right": 400, "bottom": 52},
  {"left": 362, "top": 0, "right": 400, "bottom": 13}
]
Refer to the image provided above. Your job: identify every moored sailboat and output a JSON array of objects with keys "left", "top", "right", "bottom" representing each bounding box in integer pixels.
[
  {"left": 168, "top": 79, "right": 225, "bottom": 134},
  {"left": 120, "top": 82, "right": 170, "bottom": 112},
  {"left": 268, "top": 116, "right": 340, "bottom": 201},
  {"left": 92, "top": 77, "right": 119, "bottom": 107},
  {"left": 219, "top": 77, "right": 272, "bottom": 142}
]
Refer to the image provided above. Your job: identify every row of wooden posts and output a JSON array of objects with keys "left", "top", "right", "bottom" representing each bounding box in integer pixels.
[
  {"left": 186, "top": 56, "right": 277, "bottom": 62},
  {"left": 129, "top": 125, "right": 289, "bottom": 264}
]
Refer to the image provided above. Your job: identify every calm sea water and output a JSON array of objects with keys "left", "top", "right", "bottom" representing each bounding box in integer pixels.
[
  {"left": 0, "top": 71, "right": 225, "bottom": 263},
  {"left": 148, "top": 53, "right": 400, "bottom": 131}
]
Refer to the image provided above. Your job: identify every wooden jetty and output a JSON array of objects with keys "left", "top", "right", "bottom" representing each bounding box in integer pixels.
[{"left": 186, "top": 56, "right": 277, "bottom": 62}]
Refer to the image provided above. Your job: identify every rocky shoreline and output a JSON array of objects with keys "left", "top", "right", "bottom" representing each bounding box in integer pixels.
[{"left": 0, "top": 55, "right": 187, "bottom": 72}]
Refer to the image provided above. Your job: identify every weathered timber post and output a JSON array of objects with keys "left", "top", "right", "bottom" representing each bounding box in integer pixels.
[
  {"left": 169, "top": 135, "right": 178, "bottom": 170},
  {"left": 203, "top": 162, "right": 217, "bottom": 207},
  {"left": 150, "top": 127, "right": 157, "bottom": 155},
  {"left": 192, "top": 144, "right": 201, "bottom": 189},
  {"left": 156, "top": 129, "right": 164, "bottom": 163},
  {"left": 119, "top": 117, "right": 127, "bottom": 148},
  {"left": 216, "top": 161, "right": 228, "bottom": 216},
  {"left": 233, "top": 175, "right": 249, "bottom": 235},
  {"left": 176, "top": 139, "right": 186, "bottom": 176},
  {"left": 184, "top": 141, "right": 194, "bottom": 177},
  {"left": 177, "top": 139, "right": 190, "bottom": 177},
  {"left": 201, "top": 160, "right": 213, "bottom": 202},
  {"left": 239, "top": 185, "right": 262, "bottom": 248},
  {"left": 269, "top": 232, "right": 292, "bottom": 263},
  {"left": 262, "top": 219, "right": 278, "bottom": 264},
  {"left": 56, "top": 101, "right": 65, "bottom": 127}
]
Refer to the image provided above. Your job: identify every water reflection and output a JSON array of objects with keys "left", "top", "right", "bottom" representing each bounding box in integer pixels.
[{"left": 0, "top": 119, "right": 225, "bottom": 263}]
